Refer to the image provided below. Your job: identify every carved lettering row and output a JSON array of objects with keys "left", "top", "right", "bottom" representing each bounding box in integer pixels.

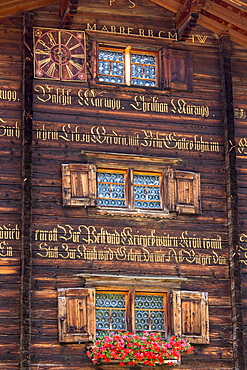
[
  {"left": 0, "top": 118, "right": 220, "bottom": 153},
  {"left": 0, "top": 225, "right": 20, "bottom": 258},
  {"left": 34, "top": 85, "right": 210, "bottom": 118},
  {"left": 34, "top": 225, "right": 222, "bottom": 250},
  {"left": 35, "top": 124, "right": 220, "bottom": 153},
  {"left": 86, "top": 23, "right": 210, "bottom": 44},
  {"left": 0, "top": 224, "right": 227, "bottom": 266},
  {"left": 37, "top": 243, "right": 226, "bottom": 265}
]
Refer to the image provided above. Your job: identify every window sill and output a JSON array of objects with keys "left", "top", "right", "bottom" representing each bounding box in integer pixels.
[{"left": 88, "top": 206, "right": 176, "bottom": 220}]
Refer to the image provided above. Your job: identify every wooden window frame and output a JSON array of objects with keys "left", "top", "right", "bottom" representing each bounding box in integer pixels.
[
  {"left": 97, "top": 168, "right": 164, "bottom": 211},
  {"left": 98, "top": 46, "right": 158, "bottom": 87},
  {"left": 58, "top": 277, "right": 209, "bottom": 345},
  {"left": 95, "top": 289, "right": 168, "bottom": 338},
  {"left": 92, "top": 42, "right": 193, "bottom": 91},
  {"left": 62, "top": 163, "right": 201, "bottom": 216},
  {"left": 62, "top": 152, "right": 201, "bottom": 215}
]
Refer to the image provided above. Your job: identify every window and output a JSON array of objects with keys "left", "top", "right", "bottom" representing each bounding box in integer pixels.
[
  {"left": 95, "top": 291, "right": 167, "bottom": 338},
  {"left": 61, "top": 153, "right": 201, "bottom": 215},
  {"left": 98, "top": 47, "right": 157, "bottom": 87},
  {"left": 97, "top": 169, "right": 163, "bottom": 210},
  {"left": 57, "top": 275, "right": 209, "bottom": 344},
  {"left": 91, "top": 42, "right": 193, "bottom": 91}
]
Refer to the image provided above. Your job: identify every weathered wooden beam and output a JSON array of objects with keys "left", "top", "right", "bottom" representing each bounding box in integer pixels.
[
  {"left": 60, "top": 0, "right": 78, "bottom": 28},
  {"left": 204, "top": 0, "right": 247, "bottom": 32},
  {"left": 175, "top": 0, "right": 206, "bottom": 41},
  {"left": 20, "top": 11, "right": 33, "bottom": 370},
  {"left": 149, "top": 0, "right": 180, "bottom": 14},
  {"left": 219, "top": 35, "right": 245, "bottom": 370},
  {"left": 175, "top": 0, "right": 206, "bottom": 28},
  {"left": 177, "top": 12, "right": 199, "bottom": 41},
  {"left": 0, "top": 0, "right": 59, "bottom": 18},
  {"left": 198, "top": 13, "right": 247, "bottom": 47}
]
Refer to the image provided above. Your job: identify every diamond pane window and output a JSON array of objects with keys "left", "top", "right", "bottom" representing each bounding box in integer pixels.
[
  {"left": 98, "top": 49, "right": 124, "bottom": 84},
  {"left": 134, "top": 172, "right": 161, "bottom": 209},
  {"left": 98, "top": 47, "right": 157, "bottom": 86},
  {"left": 135, "top": 294, "right": 166, "bottom": 337},
  {"left": 96, "top": 292, "right": 126, "bottom": 337},
  {"left": 97, "top": 170, "right": 126, "bottom": 207},
  {"left": 131, "top": 53, "right": 156, "bottom": 87}
]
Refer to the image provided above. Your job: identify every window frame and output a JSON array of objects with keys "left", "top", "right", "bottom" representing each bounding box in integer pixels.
[
  {"left": 62, "top": 152, "right": 201, "bottom": 216},
  {"left": 95, "top": 289, "right": 168, "bottom": 338},
  {"left": 97, "top": 168, "right": 164, "bottom": 211},
  {"left": 98, "top": 46, "right": 158, "bottom": 87},
  {"left": 58, "top": 275, "right": 209, "bottom": 345},
  {"left": 91, "top": 41, "right": 193, "bottom": 91}
]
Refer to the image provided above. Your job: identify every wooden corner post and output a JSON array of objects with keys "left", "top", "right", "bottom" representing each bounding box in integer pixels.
[
  {"left": 20, "top": 12, "right": 33, "bottom": 370},
  {"left": 219, "top": 35, "right": 245, "bottom": 370}
]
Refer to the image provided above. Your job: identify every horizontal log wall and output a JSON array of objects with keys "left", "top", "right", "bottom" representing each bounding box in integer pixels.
[
  {"left": 3, "top": 0, "right": 247, "bottom": 368},
  {"left": 28, "top": 1, "right": 233, "bottom": 369},
  {"left": 232, "top": 41, "right": 247, "bottom": 369},
  {"left": 0, "top": 16, "right": 22, "bottom": 370}
]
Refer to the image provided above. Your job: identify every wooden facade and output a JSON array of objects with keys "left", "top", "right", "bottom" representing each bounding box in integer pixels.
[{"left": 1, "top": 0, "right": 247, "bottom": 369}]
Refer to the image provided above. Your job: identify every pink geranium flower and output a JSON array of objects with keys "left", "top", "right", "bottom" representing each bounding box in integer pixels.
[{"left": 87, "top": 331, "right": 194, "bottom": 366}]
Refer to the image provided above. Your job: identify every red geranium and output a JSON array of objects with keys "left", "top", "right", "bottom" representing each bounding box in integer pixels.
[{"left": 86, "top": 332, "right": 194, "bottom": 366}]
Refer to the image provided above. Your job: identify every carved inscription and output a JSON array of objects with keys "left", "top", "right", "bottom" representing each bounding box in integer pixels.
[
  {"left": 234, "top": 108, "right": 246, "bottom": 120},
  {"left": 0, "top": 89, "right": 17, "bottom": 102},
  {"left": 86, "top": 23, "right": 209, "bottom": 44},
  {"left": 0, "top": 119, "right": 20, "bottom": 138},
  {"left": 35, "top": 124, "right": 219, "bottom": 153},
  {"left": 34, "top": 85, "right": 210, "bottom": 118},
  {"left": 238, "top": 138, "right": 247, "bottom": 154},
  {"left": 239, "top": 233, "right": 247, "bottom": 264},
  {"left": 35, "top": 224, "right": 226, "bottom": 265},
  {"left": 0, "top": 225, "right": 20, "bottom": 258}
]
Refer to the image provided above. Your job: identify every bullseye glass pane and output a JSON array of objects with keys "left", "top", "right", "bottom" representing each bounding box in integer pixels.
[
  {"left": 131, "top": 53, "right": 156, "bottom": 86},
  {"left": 96, "top": 292, "right": 126, "bottom": 338},
  {"left": 99, "top": 49, "right": 124, "bottom": 84},
  {"left": 135, "top": 294, "right": 165, "bottom": 335},
  {"left": 97, "top": 171, "right": 126, "bottom": 207},
  {"left": 134, "top": 173, "right": 161, "bottom": 209}
]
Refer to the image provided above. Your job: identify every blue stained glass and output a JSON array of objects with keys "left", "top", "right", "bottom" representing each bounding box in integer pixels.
[
  {"left": 135, "top": 295, "right": 165, "bottom": 334},
  {"left": 144, "top": 65, "right": 156, "bottom": 79},
  {"left": 131, "top": 52, "right": 156, "bottom": 86},
  {"left": 135, "top": 294, "right": 164, "bottom": 309},
  {"left": 99, "top": 50, "right": 123, "bottom": 62},
  {"left": 132, "top": 79, "right": 156, "bottom": 86},
  {"left": 96, "top": 293, "right": 126, "bottom": 337},
  {"left": 97, "top": 171, "right": 125, "bottom": 207},
  {"left": 99, "top": 49, "right": 124, "bottom": 84},
  {"left": 99, "top": 61, "right": 110, "bottom": 74},
  {"left": 133, "top": 173, "right": 161, "bottom": 209},
  {"left": 132, "top": 53, "right": 155, "bottom": 65}
]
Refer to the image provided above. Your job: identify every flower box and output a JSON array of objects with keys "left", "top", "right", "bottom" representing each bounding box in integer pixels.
[
  {"left": 87, "top": 332, "right": 193, "bottom": 368},
  {"left": 95, "top": 359, "right": 179, "bottom": 367}
]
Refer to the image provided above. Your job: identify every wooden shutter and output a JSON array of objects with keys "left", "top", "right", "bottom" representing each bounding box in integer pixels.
[
  {"left": 160, "top": 48, "right": 193, "bottom": 91},
  {"left": 58, "top": 288, "right": 96, "bottom": 343},
  {"left": 166, "top": 169, "right": 201, "bottom": 214},
  {"left": 172, "top": 291, "right": 209, "bottom": 344},
  {"left": 88, "top": 40, "right": 98, "bottom": 83},
  {"left": 62, "top": 164, "right": 97, "bottom": 206}
]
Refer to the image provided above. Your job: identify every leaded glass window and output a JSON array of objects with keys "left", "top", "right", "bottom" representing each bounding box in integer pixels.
[
  {"left": 134, "top": 172, "right": 161, "bottom": 209},
  {"left": 97, "top": 170, "right": 126, "bottom": 207},
  {"left": 135, "top": 294, "right": 166, "bottom": 337},
  {"left": 98, "top": 47, "right": 157, "bottom": 86},
  {"left": 98, "top": 49, "right": 124, "bottom": 84},
  {"left": 131, "top": 53, "right": 156, "bottom": 87},
  {"left": 96, "top": 292, "right": 127, "bottom": 337}
]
